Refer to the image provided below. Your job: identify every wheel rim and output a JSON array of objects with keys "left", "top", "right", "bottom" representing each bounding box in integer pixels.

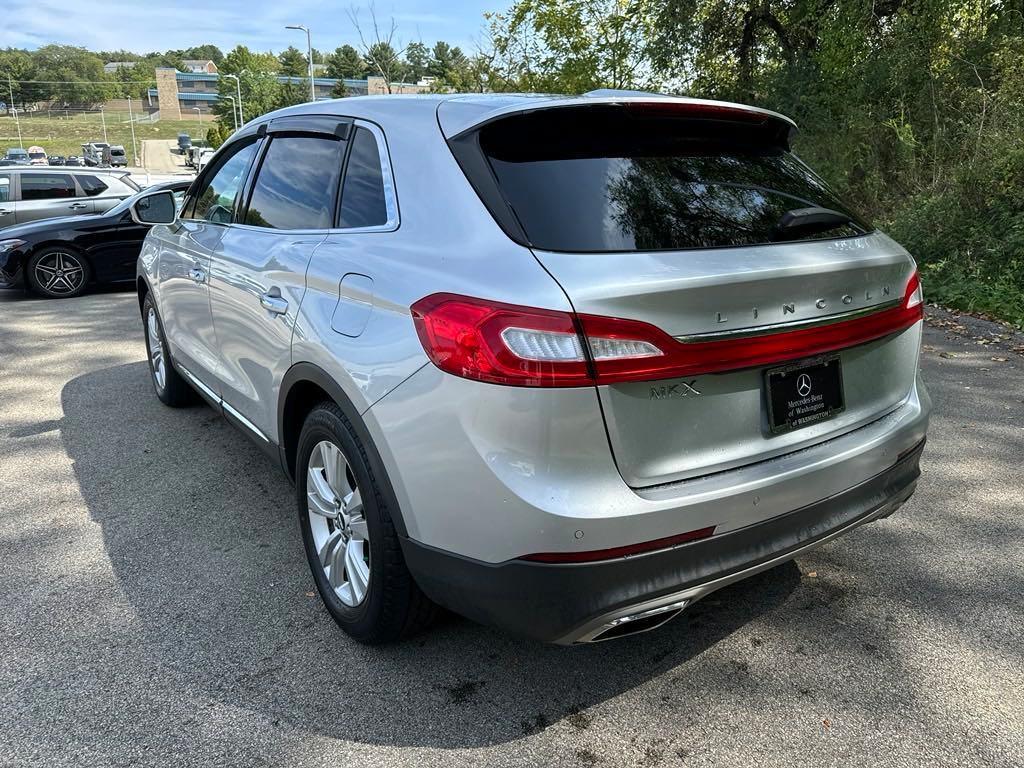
[
  {"left": 34, "top": 251, "right": 84, "bottom": 295},
  {"left": 146, "top": 308, "right": 166, "bottom": 390},
  {"left": 307, "top": 440, "right": 370, "bottom": 607}
]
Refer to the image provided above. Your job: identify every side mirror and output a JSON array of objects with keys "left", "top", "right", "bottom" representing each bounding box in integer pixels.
[{"left": 130, "top": 190, "right": 177, "bottom": 225}]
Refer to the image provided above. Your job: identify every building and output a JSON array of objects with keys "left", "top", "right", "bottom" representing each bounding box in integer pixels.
[
  {"left": 103, "top": 61, "right": 139, "bottom": 74},
  {"left": 150, "top": 68, "right": 431, "bottom": 118},
  {"left": 182, "top": 59, "right": 219, "bottom": 74}
]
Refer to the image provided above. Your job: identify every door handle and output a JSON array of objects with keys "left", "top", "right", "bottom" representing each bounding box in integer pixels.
[
  {"left": 260, "top": 292, "right": 289, "bottom": 315},
  {"left": 188, "top": 267, "right": 206, "bottom": 283},
  {"left": 69, "top": 202, "right": 88, "bottom": 210},
  {"left": 0, "top": 209, "right": 10, "bottom": 216}
]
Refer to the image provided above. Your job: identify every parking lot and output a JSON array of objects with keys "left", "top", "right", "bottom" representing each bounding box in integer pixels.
[{"left": 0, "top": 288, "right": 1022, "bottom": 767}]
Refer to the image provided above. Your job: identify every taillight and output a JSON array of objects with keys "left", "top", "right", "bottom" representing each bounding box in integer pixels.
[{"left": 410, "top": 272, "right": 923, "bottom": 388}]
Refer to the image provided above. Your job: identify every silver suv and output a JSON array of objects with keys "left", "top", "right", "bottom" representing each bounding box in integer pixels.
[
  {"left": 0, "top": 167, "right": 138, "bottom": 228},
  {"left": 134, "top": 94, "right": 930, "bottom": 644}
]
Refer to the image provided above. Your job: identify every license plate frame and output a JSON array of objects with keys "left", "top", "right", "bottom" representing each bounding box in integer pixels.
[{"left": 764, "top": 356, "right": 846, "bottom": 435}]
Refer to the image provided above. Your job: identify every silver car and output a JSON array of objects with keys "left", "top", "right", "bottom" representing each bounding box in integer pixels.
[
  {"left": 134, "top": 93, "right": 930, "bottom": 644},
  {"left": 0, "top": 167, "right": 139, "bottom": 228}
]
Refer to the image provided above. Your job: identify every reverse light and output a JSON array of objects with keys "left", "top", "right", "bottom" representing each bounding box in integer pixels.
[{"left": 410, "top": 272, "right": 923, "bottom": 388}]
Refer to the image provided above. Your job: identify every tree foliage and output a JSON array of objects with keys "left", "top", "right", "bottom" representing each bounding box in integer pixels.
[{"left": 486, "top": 0, "right": 1024, "bottom": 324}]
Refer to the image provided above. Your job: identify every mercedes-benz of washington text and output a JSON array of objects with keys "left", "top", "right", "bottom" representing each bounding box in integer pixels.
[{"left": 133, "top": 92, "right": 930, "bottom": 644}]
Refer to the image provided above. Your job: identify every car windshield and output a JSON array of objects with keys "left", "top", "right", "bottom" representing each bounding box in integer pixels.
[{"left": 29, "top": 152, "right": 45, "bottom": 159}]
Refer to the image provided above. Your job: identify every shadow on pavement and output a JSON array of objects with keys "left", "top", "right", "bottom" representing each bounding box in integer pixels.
[{"left": 59, "top": 360, "right": 802, "bottom": 749}]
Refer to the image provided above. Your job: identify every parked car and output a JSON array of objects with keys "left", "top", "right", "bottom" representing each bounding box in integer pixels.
[
  {"left": 4, "top": 148, "right": 30, "bottom": 165},
  {"left": 108, "top": 145, "right": 128, "bottom": 167},
  {"left": 0, "top": 168, "right": 139, "bottom": 231},
  {"left": 0, "top": 180, "right": 189, "bottom": 297},
  {"left": 177, "top": 132, "right": 192, "bottom": 154},
  {"left": 27, "top": 146, "right": 48, "bottom": 165},
  {"left": 64, "top": 155, "right": 83, "bottom": 167},
  {"left": 0, "top": 159, "right": 19, "bottom": 166},
  {"left": 48, "top": 155, "right": 66, "bottom": 166},
  {"left": 133, "top": 94, "right": 930, "bottom": 645},
  {"left": 82, "top": 142, "right": 110, "bottom": 167}
]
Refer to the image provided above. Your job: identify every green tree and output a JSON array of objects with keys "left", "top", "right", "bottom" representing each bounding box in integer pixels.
[
  {"left": 0, "top": 48, "right": 37, "bottom": 106},
  {"left": 278, "top": 46, "right": 307, "bottom": 77},
  {"left": 32, "top": 45, "right": 113, "bottom": 104},
  {"left": 326, "top": 45, "right": 366, "bottom": 79},
  {"left": 404, "top": 42, "right": 430, "bottom": 82},
  {"left": 217, "top": 45, "right": 283, "bottom": 123}
]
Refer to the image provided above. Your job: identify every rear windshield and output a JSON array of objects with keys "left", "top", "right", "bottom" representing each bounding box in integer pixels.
[{"left": 477, "top": 106, "right": 871, "bottom": 252}]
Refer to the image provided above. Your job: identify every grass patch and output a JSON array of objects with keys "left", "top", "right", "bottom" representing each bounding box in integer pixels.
[{"left": 0, "top": 113, "right": 212, "bottom": 157}]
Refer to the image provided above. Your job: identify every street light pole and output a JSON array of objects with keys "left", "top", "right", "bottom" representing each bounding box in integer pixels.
[
  {"left": 224, "top": 73, "right": 243, "bottom": 124},
  {"left": 126, "top": 96, "right": 139, "bottom": 167},
  {"left": 193, "top": 106, "right": 202, "bottom": 135},
  {"left": 7, "top": 76, "right": 22, "bottom": 149},
  {"left": 223, "top": 96, "right": 238, "bottom": 131},
  {"left": 99, "top": 105, "right": 107, "bottom": 143},
  {"left": 286, "top": 24, "right": 316, "bottom": 102}
]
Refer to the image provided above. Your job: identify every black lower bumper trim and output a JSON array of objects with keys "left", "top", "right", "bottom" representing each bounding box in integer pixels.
[{"left": 401, "top": 439, "right": 925, "bottom": 643}]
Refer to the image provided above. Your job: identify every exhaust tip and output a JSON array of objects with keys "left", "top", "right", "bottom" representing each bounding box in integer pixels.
[{"left": 584, "top": 599, "right": 689, "bottom": 642}]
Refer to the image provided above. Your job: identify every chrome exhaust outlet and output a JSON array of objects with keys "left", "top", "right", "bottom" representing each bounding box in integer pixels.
[{"left": 582, "top": 599, "right": 689, "bottom": 643}]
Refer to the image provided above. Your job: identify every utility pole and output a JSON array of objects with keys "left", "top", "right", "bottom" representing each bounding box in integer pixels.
[
  {"left": 127, "top": 96, "right": 139, "bottom": 168},
  {"left": 7, "top": 76, "right": 22, "bottom": 149},
  {"left": 99, "top": 105, "right": 107, "bottom": 143}
]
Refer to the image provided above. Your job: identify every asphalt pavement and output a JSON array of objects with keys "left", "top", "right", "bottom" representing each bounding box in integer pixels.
[{"left": 0, "top": 287, "right": 1021, "bottom": 767}]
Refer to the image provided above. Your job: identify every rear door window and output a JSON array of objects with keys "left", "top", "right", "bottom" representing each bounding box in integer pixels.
[
  {"left": 476, "top": 106, "right": 871, "bottom": 252},
  {"left": 337, "top": 127, "right": 388, "bottom": 229},
  {"left": 243, "top": 135, "right": 345, "bottom": 229},
  {"left": 0, "top": 174, "right": 10, "bottom": 203},
  {"left": 21, "top": 173, "right": 76, "bottom": 201}
]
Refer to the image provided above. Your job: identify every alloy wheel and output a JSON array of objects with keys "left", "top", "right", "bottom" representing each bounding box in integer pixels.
[
  {"left": 146, "top": 308, "right": 166, "bottom": 390},
  {"left": 34, "top": 251, "right": 85, "bottom": 295},
  {"left": 307, "top": 440, "right": 370, "bottom": 607}
]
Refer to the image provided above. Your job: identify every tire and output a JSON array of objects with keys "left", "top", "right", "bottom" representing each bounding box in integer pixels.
[
  {"left": 141, "top": 293, "right": 195, "bottom": 407},
  {"left": 26, "top": 246, "right": 91, "bottom": 299},
  {"left": 296, "top": 401, "right": 436, "bottom": 643}
]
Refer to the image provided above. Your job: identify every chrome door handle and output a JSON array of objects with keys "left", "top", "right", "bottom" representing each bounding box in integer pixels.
[
  {"left": 260, "top": 292, "right": 289, "bottom": 315},
  {"left": 69, "top": 202, "right": 88, "bottom": 210},
  {"left": 188, "top": 267, "right": 206, "bottom": 283},
  {"left": 0, "top": 209, "right": 10, "bottom": 216}
]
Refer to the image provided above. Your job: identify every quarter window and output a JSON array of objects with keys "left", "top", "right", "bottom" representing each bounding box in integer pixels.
[
  {"left": 78, "top": 175, "right": 109, "bottom": 197},
  {"left": 21, "top": 174, "right": 76, "bottom": 201},
  {"left": 0, "top": 174, "right": 10, "bottom": 203},
  {"left": 244, "top": 135, "right": 345, "bottom": 230},
  {"left": 191, "top": 141, "right": 259, "bottom": 224},
  {"left": 338, "top": 127, "right": 388, "bottom": 229}
]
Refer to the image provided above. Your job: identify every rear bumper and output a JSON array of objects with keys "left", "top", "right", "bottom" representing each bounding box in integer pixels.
[{"left": 402, "top": 438, "right": 924, "bottom": 643}]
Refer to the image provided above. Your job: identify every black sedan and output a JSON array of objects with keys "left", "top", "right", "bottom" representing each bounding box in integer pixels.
[
  {"left": 64, "top": 156, "right": 83, "bottom": 167},
  {"left": 0, "top": 180, "right": 190, "bottom": 298},
  {"left": 49, "top": 155, "right": 67, "bottom": 166}
]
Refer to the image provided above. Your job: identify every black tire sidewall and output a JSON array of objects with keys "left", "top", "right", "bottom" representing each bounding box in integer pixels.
[
  {"left": 296, "top": 405, "right": 388, "bottom": 635},
  {"left": 26, "top": 247, "right": 91, "bottom": 299}
]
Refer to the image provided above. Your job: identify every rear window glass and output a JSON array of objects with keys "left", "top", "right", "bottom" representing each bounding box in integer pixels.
[
  {"left": 21, "top": 173, "right": 76, "bottom": 201},
  {"left": 478, "top": 107, "right": 871, "bottom": 252}
]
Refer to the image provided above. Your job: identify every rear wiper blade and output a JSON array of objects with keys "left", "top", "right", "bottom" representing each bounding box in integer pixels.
[{"left": 773, "top": 207, "right": 857, "bottom": 239}]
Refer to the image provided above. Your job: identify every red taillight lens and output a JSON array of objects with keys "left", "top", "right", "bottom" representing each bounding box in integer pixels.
[
  {"left": 410, "top": 294, "right": 593, "bottom": 387},
  {"left": 410, "top": 272, "right": 923, "bottom": 388}
]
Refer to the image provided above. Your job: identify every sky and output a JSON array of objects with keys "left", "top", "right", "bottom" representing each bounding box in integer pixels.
[{"left": 0, "top": 0, "right": 495, "bottom": 56}]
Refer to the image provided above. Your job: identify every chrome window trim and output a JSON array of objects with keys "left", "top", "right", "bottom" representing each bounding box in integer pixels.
[{"left": 329, "top": 119, "right": 400, "bottom": 234}]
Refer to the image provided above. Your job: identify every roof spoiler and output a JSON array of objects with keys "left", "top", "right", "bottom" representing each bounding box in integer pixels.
[{"left": 438, "top": 93, "right": 798, "bottom": 141}]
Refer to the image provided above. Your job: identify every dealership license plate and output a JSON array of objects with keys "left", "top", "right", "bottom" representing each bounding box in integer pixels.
[{"left": 765, "top": 357, "right": 845, "bottom": 434}]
